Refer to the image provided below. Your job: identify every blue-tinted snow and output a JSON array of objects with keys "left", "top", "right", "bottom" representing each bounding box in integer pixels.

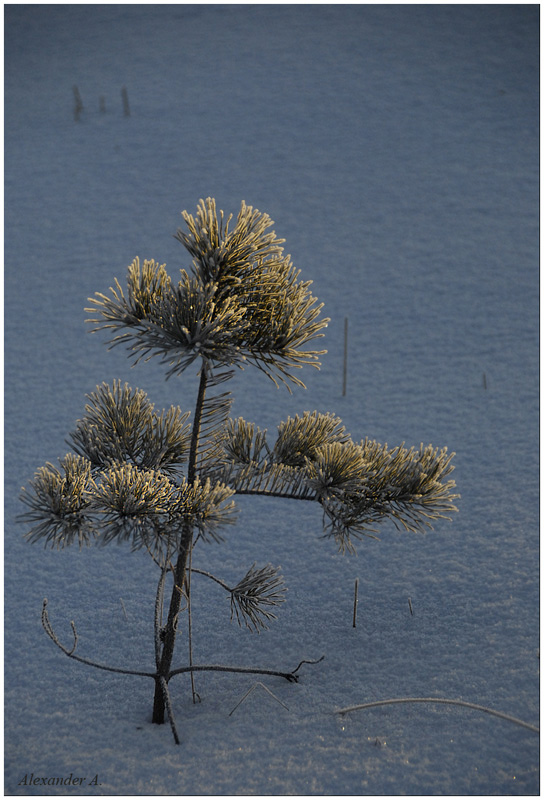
[{"left": 4, "top": 4, "right": 539, "bottom": 796}]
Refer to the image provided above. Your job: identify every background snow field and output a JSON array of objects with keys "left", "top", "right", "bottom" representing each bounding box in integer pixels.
[{"left": 4, "top": 4, "right": 539, "bottom": 796}]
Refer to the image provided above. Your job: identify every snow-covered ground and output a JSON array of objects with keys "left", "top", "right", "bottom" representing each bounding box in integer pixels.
[{"left": 4, "top": 4, "right": 539, "bottom": 795}]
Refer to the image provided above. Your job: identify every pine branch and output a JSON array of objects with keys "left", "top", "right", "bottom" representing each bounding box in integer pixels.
[
  {"left": 207, "top": 414, "right": 458, "bottom": 553},
  {"left": 216, "top": 459, "right": 317, "bottom": 500},
  {"left": 19, "top": 451, "right": 237, "bottom": 560},
  {"left": 207, "top": 416, "right": 316, "bottom": 499},
  {"left": 315, "top": 441, "right": 459, "bottom": 552}
]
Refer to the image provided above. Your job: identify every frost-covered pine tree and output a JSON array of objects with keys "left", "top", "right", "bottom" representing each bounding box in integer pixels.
[{"left": 20, "top": 198, "right": 459, "bottom": 743}]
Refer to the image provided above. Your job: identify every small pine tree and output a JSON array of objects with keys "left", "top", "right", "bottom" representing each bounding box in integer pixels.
[{"left": 20, "top": 198, "right": 459, "bottom": 743}]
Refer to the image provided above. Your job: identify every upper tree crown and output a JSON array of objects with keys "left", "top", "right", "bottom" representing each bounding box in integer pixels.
[{"left": 87, "top": 198, "right": 329, "bottom": 388}]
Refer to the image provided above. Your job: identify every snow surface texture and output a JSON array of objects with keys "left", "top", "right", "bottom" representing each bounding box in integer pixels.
[{"left": 4, "top": 4, "right": 539, "bottom": 796}]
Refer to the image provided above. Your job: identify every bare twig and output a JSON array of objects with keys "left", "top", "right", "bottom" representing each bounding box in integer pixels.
[
  {"left": 72, "top": 85, "right": 83, "bottom": 121},
  {"left": 154, "top": 568, "right": 168, "bottom": 670},
  {"left": 168, "top": 664, "right": 299, "bottom": 682},
  {"left": 41, "top": 596, "right": 324, "bottom": 744},
  {"left": 342, "top": 317, "right": 348, "bottom": 396},
  {"left": 158, "top": 676, "right": 180, "bottom": 744},
  {"left": 121, "top": 86, "right": 130, "bottom": 117},
  {"left": 291, "top": 655, "right": 325, "bottom": 675},
  {"left": 42, "top": 599, "right": 155, "bottom": 678},
  {"left": 186, "top": 543, "right": 200, "bottom": 703},
  {"left": 336, "top": 697, "right": 539, "bottom": 733},
  {"left": 169, "top": 655, "right": 324, "bottom": 683},
  {"left": 229, "top": 682, "right": 289, "bottom": 716},
  {"left": 190, "top": 567, "right": 230, "bottom": 591}
]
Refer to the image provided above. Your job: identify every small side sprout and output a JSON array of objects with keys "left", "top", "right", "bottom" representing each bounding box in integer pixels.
[{"left": 230, "top": 563, "right": 287, "bottom": 632}]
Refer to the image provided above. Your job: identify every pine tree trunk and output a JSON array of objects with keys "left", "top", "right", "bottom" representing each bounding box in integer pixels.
[
  {"left": 152, "top": 533, "right": 192, "bottom": 724},
  {"left": 152, "top": 369, "right": 208, "bottom": 725}
]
